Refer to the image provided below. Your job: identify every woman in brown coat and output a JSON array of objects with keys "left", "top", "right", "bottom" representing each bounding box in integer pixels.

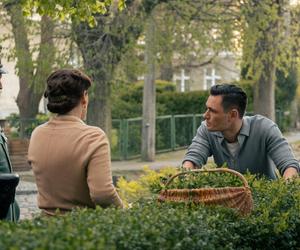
[{"left": 28, "top": 69, "right": 123, "bottom": 215}]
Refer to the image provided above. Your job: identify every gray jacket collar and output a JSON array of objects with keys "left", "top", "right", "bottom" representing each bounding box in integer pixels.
[
  {"left": 210, "top": 116, "right": 250, "bottom": 139},
  {"left": 210, "top": 117, "right": 251, "bottom": 154}
]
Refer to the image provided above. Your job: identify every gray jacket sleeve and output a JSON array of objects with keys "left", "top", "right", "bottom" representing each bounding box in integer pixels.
[
  {"left": 182, "top": 122, "right": 212, "bottom": 167},
  {"left": 266, "top": 125, "right": 300, "bottom": 175}
]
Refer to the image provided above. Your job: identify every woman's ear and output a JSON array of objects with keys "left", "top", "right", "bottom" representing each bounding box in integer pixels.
[{"left": 81, "top": 91, "right": 88, "bottom": 106}]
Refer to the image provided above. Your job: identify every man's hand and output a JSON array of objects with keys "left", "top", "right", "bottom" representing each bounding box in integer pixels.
[
  {"left": 182, "top": 161, "right": 195, "bottom": 170},
  {"left": 283, "top": 167, "right": 299, "bottom": 180}
]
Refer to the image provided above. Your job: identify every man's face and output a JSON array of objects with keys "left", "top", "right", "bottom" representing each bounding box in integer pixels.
[{"left": 203, "top": 95, "right": 232, "bottom": 132}]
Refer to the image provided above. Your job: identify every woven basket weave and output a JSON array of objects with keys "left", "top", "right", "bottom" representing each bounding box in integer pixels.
[{"left": 158, "top": 168, "right": 253, "bottom": 216}]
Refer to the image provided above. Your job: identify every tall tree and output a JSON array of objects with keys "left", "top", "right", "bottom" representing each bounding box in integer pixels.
[
  {"left": 115, "top": 1, "right": 242, "bottom": 84},
  {"left": 21, "top": 0, "right": 126, "bottom": 26},
  {"left": 72, "top": 0, "right": 167, "bottom": 136},
  {"left": 3, "top": 1, "right": 55, "bottom": 137},
  {"left": 241, "top": 0, "right": 288, "bottom": 120},
  {"left": 140, "top": 1, "right": 239, "bottom": 160},
  {"left": 141, "top": 14, "right": 156, "bottom": 161}
]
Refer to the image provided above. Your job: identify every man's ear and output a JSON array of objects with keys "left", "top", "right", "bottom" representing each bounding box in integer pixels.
[{"left": 230, "top": 109, "right": 239, "bottom": 119}]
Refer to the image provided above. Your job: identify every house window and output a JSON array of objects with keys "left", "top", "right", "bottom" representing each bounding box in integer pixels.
[
  {"left": 204, "top": 68, "right": 221, "bottom": 90},
  {"left": 173, "top": 69, "right": 190, "bottom": 92},
  {"left": 137, "top": 75, "right": 145, "bottom": 81}
]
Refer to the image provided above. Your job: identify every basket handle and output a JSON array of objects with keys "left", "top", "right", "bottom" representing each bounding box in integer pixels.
[{"left": 164, "top": 168, "right": 250, "bottom": 189}]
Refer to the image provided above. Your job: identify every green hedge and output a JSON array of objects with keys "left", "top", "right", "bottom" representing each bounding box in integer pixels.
[
  {"left": 112, "top": 80, "right": 256, "bottom": 119},
  {"left": 157, "top": 91, "right": 209, "bottom": 115},
  {"left": 112, "top": 80, "right": 210, "bottom": 118},
  {"left": 0, "top": 173, "right": 299, "bottom": 249},
  {"left": 112, "top": 80, "right": 177, "bottom": 119}
]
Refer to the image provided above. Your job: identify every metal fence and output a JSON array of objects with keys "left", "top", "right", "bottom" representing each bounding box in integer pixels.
[
  {"left": 6, "top": 110, "right": 287, "bottom": 160},
  {"left": 111, "top": 114, "right": 204, "bottom": 160},
  {"left": 111, "top": 110, "right": 287, "bottom": 160}
]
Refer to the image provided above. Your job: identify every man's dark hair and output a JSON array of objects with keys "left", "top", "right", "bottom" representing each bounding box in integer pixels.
[
  {"left": 210, "top": 84, "right": 247, "bottom": 118},
  {"left": 44, "top": 69, "right": 92, "bottom": 114}
]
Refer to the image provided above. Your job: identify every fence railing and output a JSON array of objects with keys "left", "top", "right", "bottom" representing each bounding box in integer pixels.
[
  {"left": 111, "top": 110, "right": 286, "bottom": 160},
  {"left": 111, "top": 114, "right": 204, "bottom": 160},
  {"left": 5, "top": 110, "right": 287, "bottom": 160}
]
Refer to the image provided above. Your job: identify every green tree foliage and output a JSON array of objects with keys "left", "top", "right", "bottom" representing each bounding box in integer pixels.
[
  {"left": 21, "top": 0, "right": 126, "bottom": 26},
  {"left": 162, "top": 1, "right": 240, "bottom": 64},
  {"left": 0, "top": 1, "right": 56, "bottom": 137},
  {"left": 3, "top": 0, "right": 299, "bottom": 135},
  {"left": 72, "top": 0, "right": 168, "bottom": 135},
  {"left": 0, "top": 1, "right": 84, "bottom": 137},
  {"left": 116, "top": 1, "right": 241, "bottom": 84},
  {"left": 276, "top": 67, "right": 298, "bottom": 111},
  {"left": 240, "top": 0, "right": 300, "bottom": 120}
]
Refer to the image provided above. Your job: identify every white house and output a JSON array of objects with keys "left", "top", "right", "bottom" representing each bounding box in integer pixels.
[
  {"left": 0, "top": 57, "right": 19, "bottom": 119},
  {"left": 173, "top": 52, "right": 240, "bottom": 92},
  {"left": 0, "top": 55, "right": 47, "bottom": 120}
]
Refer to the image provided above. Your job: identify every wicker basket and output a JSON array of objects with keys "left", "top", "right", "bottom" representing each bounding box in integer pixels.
[{"left": 158, "top": 168, "right": 253, "bottom": 216}]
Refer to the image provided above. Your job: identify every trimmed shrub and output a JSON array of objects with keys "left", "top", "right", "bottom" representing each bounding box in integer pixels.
[
  {"left": 112, "top": 80, "right": 255, "bottom": 119},
  {"left": 157, "top": 91, "right": 209, "bottom": 115},
  {"left": 112, "top": 80, "right": 176, "bottom": 119},
  {"left": 0, "top": 167, "right": 299, "bottom": 250},
  {"left": 112, "top": 80, "right": 210, "bottom": 118}
]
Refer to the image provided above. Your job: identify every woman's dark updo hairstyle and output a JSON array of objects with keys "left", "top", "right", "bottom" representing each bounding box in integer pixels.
[{"left": 44, "top": 69, "right": 92, "bottom": 114}]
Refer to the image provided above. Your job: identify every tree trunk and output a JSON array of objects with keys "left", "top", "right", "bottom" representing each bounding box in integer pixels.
[
  {"left": 254, "top": 60, "right": 276, "bottom": 121},
  {"left": 5, "top": 2, "right": 34, "bottom": 117},
  {"left": 142, "top": 16, "right": 156, "bottom": 161},
  {"left": 72, "top": 19, "right": 115, "bottom": 137},
  {"left": 72, "top": 1, "right": 166, "bottom": 137},
  {"left": 290, "top": 98, "right": 298, "bottom": 129},
  {"left": 5, "top": 2, "right": 55, "bottom": 137},
  {"left": 249, "top": 0, "right": 284, "bottom": 121},
  {"left": 87, "top": 71, "right": 112, "bottom": 137},
  {"left": 254, "top": 0, "right": 285, "bottom": 121}
]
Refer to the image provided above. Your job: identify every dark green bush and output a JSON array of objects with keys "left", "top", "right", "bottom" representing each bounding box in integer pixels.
[
  {"left": 0, "top": 175, "right": 299, "bottom": 249},
  {"left": 274, "top": 68, "right": 298, "bottom": 131},
  {"left": 235, "top": 80, "right": 254, "bottom": 113},
  {"left": 112, "top": 80, "right": 256, "bottom": 119},
  {"left": 237, "top": 69, "right": 297, "bottom": 131},
  {"left": 112, "top": 80, "right": 176, "bottom": 119},
  {"left": 6, "top": 113, "right": 50, "bottom": 138},
  {"left": 112, "top": 80, "right": 210, "bottom": 118},
  {"left": 157, "top": 91, "right": 209, "bottom": 115},
  {"left": 275, "top": 68, "right": 297, "bottom": 112}
]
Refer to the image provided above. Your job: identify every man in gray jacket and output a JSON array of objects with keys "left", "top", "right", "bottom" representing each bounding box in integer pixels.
[{"left": 183, "top": 84, "right": 299, "bottom": 180}]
